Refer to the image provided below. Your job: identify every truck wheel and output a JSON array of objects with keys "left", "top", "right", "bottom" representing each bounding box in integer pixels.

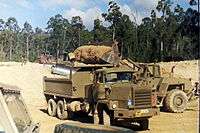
[
  {"left": 47, "top": 99, "right": 57, "bottom": 117},
  {"left": 165, "top": 89, "right": 188, "bottom": 113},
  {"left": 138, "top": 119, "right": 149, "bottom": 130},
  {"left": 57, "top": 100, "right": 68, "bottom": 120}
]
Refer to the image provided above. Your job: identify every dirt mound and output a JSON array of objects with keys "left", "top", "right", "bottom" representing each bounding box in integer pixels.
[{"left": 159, "top": 60, "right": 199, "bottom": 85}]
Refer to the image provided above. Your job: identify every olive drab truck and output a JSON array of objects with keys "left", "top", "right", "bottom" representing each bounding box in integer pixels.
[
  {"left": 86, "top": 67, "right": 159, "bottom": 130},
  {"left": 43, "top": 65, "right": 159, "bottom": 130},
  {"left": 43, "top": 64, "right": 114, "bottom": 120}
]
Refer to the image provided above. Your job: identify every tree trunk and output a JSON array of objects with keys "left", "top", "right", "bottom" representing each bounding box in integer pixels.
[
  {"left": 0, "top": 41, "right": 4, "bottom": 61},
  {"left": 112, "top": 26, "right": 115, "bottom": 41},
  {"left": 78, "top": 28, "right": 80, "bottom": 47},
  {"left": 160, "top": 41, "right": 163, "bottom": 61},
  {"left": 26, "top": 35, "right": 29, "bottom": 62},
  {"left": 56, "top": 40, "right": 60, "bottom": 62},
  {"left": 9, "top": 43, "right": 12, "bottom": 61}
]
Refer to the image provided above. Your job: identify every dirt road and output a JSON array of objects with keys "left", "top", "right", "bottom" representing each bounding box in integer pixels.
[{"left": 0, "top": 61, "right": 198, "bottom": 133}]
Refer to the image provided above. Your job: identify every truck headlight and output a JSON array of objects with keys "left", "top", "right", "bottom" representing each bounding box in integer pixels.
[
  {"left": 110, "top": 101, "right": 118, "bottom": 109},
  {"left": 112, "top": 104, "right": 117, "bottom": 109}
]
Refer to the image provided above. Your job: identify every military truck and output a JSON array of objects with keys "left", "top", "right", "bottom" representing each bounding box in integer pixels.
[
  {"left": 87, "top": 67, "right": 159, "bottom": 130},
  {"left": 43, "top": 66, "right": 159, "bottom": 130},
  {"left": 0, "top": 84, "right": 39, "bottom": 133},
  {"left": 129, "top": 62, "right": 199, "bottom": 113},
  {"left": 43, "top": 64, "right": 114, "bottom": 120}
]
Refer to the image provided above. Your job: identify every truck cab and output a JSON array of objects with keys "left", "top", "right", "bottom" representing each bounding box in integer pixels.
[{"left": 91, "top": 67, "right": 159, "bottom": 130}]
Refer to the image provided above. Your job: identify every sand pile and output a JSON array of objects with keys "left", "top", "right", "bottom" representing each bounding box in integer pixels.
[
  {"left": 0, "top": 62, "right": 63, "bottom": 107},
  {"left": 159, "top": 60, "right": 199, "bottom": 85}
]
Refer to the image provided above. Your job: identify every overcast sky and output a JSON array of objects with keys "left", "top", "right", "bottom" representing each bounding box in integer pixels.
[{"left": 0, "top": 0, "right": 192, "bottom": 30}]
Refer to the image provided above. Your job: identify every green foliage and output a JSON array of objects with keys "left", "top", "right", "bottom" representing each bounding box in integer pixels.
[{"left": 0, "top": 0, "right": 198, "bottom": 62}]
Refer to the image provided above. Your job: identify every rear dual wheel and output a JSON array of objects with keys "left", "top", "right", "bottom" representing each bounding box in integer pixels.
[
  {"left": 57, "top": 100, "right": 68, "bottom": 120},
  {"left": 47, "top": 99, "right": 72, "bottom": 120},
  {"left": 47, "top": 99, "right": 57, "bottom": 117}
]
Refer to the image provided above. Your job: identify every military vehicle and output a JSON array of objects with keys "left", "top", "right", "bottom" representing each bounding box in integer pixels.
[
  {"left": 127, "top": 61, "right": 199, "bottom": 113},
  {"left": 87, "top": 67, "right": 159, "bottom": 130},
  {"left": 43, "top": 65, "right": 159, "bottom": 130},
  {"left": 0, "top": 84, "right": 39, "bottom": 133}
]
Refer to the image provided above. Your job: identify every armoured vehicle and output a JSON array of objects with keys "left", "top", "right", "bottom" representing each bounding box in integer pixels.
[
  {"left": 130, "top": 62, "right": 199, "bottom": 113},
  {"left": 43, "top": 66, "right": 159, "bottom": 130},
  {"left": 0, "top": 84, "right": 39, "bottom": 133}
]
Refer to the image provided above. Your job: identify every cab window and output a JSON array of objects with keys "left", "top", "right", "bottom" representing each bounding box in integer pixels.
[{"left": 105, "top": 72, "right": 132, "bottom": 83}]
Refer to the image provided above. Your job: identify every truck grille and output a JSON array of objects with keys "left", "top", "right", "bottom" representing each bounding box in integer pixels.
[{"left": 134, "top": 90, "right": 152, "bottom": 109}]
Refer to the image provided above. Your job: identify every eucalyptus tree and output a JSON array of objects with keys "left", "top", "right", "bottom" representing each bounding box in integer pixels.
[
  {"left": 0, "top": 19, "right": 5, "bottom": 61},
  {"left": 5, "top": 17, "right": 20, "bottom": 61},
  {"left": 71, "top": 16, "right": 84, "bottom": 47},
  {"left": 93, "top": 18, "right": 112, "bottom": 42},
  {"left": 47, "top": 14, "right": 71, "bottom": 59},
  {"left": 102, "top": 1, "right": 122, "bottom": 41},
  {"left": 22, "top": 21, "right": 33, "bottom": 61}
]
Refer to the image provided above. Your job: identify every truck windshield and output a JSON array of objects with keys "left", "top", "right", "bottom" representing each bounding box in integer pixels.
[
  {"left": 4, "top": 93, "right": 32, "bottom": 132},
  {"left": 105, "top": 72, "right": 132, "bottom": 83}
]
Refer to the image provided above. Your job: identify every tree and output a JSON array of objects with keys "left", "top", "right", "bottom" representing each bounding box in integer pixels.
[
  {"left": 5, "top": 17, "right": 20, "bottom": 61},
  {"left": 71, "top": 16, "right": 84, "bottom": 47},
  {"left": 0, "top": 19, "right": 5, "bottom": 61},
  {"left": 93, "top": 19, "right": 111, "bottom": 42},
  {"left": 102, "top": 1, "right": 137, "bottom": 59},
  {"left": 47, "top": 14, "right": 70, "bottom": 59},
  {"left": 22, "top": 21, "right": 33, "bottom": 61},
  {"left": 102, "top": 1, "right": 122, "bottom": 41}
]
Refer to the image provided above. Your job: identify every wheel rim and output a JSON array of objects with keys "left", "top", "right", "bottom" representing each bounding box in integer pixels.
[{"left": 173, "top": 95, "right": 184, "bottom": 107}]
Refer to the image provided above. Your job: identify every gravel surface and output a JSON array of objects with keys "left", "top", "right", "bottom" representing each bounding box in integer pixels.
[{"left": 0, "top": 61, "right": 198, "bottom": 133}]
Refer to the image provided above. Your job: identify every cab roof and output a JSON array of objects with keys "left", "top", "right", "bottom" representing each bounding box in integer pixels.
[{"left": 96, "top": 66, "right": 135, "bottom": 73}]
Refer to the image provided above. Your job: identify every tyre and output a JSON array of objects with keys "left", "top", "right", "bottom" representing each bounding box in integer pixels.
[
  {"left": 164, "top": 89, "right": 188, "bottom": 113},
  {"left": 47, "top": 99, "right": 57, "bottom": 117},
  {"left": 67, "top": 110, "right": 74, "bottom": 119},
  {"left": 138, "top": 119, "right": 149, "bottom": 130},
  {"left": 57, "top": 100, "right": 68, "bottom": 120}
]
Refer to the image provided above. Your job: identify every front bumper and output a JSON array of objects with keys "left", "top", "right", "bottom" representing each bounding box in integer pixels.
[{"left": 113, "top": 108, "right": 159, "bottom": 120}]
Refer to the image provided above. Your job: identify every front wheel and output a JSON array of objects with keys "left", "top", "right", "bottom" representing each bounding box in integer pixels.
[
  {"left": 138, "top": 119, "right": 149, "bottom": 130},
  {"left": 164, "top": 89, "right": 188, "bottom": 113}
]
